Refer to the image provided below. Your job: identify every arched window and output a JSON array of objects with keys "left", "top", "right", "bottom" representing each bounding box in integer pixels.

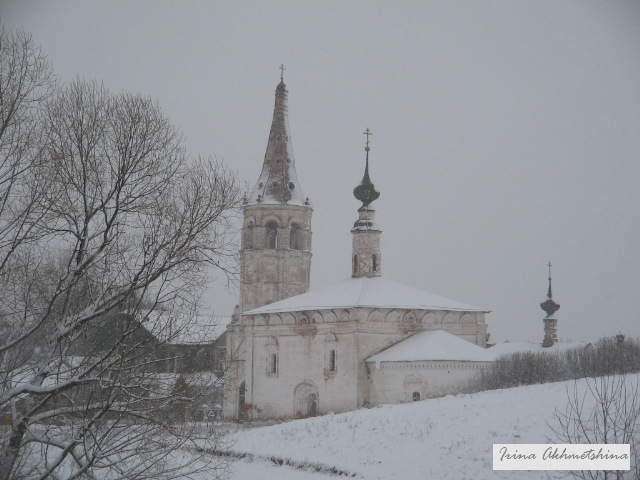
[
  {"left": 269, "top": 353, "right": 278, "bottom": 374},
  {"left": 372, "top": 254, "right": 377, "bottom": 272},
  {"left": 353, "top": 255, "right": 358, "bottom": 274},
  {"left": 404, "top": 374, "right": 426, "bottom": 403},
  {"left": 328, "top": 349, "right": 336, "bottom": 372},
  {"left": 266, "top": 337, "right": 279, "bottom": 375},
  {"left": 265, "top": 221, "right": 278, "bottom": 249},
  {"left": 245, "top": 221, "right": 254, "bottom": 249},
  {"left": 290, "top": 223, "right": 301, "bottom": 250}
]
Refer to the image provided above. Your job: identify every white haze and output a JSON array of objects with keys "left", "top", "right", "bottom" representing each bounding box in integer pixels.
[{"left": 3, "top": 1, "right": 639, "bottom": 343}]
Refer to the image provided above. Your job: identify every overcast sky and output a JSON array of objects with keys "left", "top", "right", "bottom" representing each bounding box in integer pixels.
[{"left": 3, "top": 1, "right": 639, "bottom": 343}]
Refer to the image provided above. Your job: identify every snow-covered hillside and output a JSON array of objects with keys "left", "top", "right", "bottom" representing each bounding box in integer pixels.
[{"left": 223, "top": 376, "right": 638, "bottom": 480}]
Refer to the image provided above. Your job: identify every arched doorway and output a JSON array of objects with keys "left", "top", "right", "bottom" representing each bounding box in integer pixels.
[
  {"left": 294, "top": 382, "right": 319, "bottom": 418},
  {"left": 307, "top": 392, "right": 317, "bottom": 416}
]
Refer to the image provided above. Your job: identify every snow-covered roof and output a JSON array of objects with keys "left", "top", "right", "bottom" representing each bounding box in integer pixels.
[
  {"left": 245, "top": 276, "right": 488, "bottom": 315},
  {"left": 247, "top": 148, "right": 307, "bottom": 206},
  {"left": 143, "top": 311, "right": 231, "bottom": 345},
  {"left": 488, "top": 341, "right": 586, "bottom": 357},
  {"left": 135, "top": 371, "right": 221, "bottom": 398},
  {"left": 366, "top": 330, "right": 495, "bottom": 365}
]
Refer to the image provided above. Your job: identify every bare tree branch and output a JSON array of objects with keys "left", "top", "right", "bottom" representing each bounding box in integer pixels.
[{"left": 0, "top": 26, "right": 239, "bottom": 480}]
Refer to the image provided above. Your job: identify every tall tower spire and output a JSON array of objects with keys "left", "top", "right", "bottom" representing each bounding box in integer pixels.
[
  {"left": 540, "top": 261, "right": 560, "bottom": 347},
  {"left": 247, "top": 65, "right": 306, "bottom": 205},
  {"left": 239, "top": 70, "right": 313, "bottom": 312},
  {"left": 351, "top": 129, "right": 381, "bottom": 278}
]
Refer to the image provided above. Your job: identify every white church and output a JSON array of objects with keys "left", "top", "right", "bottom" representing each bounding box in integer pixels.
[{"left": 223, "top": 73, "right": 497, "bottom": 422}]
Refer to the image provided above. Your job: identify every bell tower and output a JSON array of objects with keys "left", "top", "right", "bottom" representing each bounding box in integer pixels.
[
  {"left": 540, "top": 262, "right": 560, "bottom": 347},
  {"left": 351, "top": 128, "right": 382, "bottom": 278},
  {"left": 239, "top": 68, "right": 312, "bottom": 312}
]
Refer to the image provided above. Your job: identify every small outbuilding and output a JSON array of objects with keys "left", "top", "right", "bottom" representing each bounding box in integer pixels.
[{"left": 366, "top": 330, "right": 495, "bottom": 405}]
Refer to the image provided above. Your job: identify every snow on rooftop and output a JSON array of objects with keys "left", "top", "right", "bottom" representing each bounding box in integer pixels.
[
  {"left": 245, "top": 276, "right": 488, "bottom": 315},
  {"left": 366, "top": 330, "right": 495, "bottom": 365},
  {"left": 247, "top": 152, "right": 307, "bottom": 206},
  {"left": 144, "top": 311, "right": 231, "bottom": 344},
  {"left": 145, "top": 371, "right": 221, "bottom": 396},
  {"left": 488, "top": 341, "right": 587, "bottom": 357}
]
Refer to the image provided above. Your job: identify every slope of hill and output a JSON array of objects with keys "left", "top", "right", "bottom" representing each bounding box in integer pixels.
[{"left": 223, "top": 376, "right": 637, "bottom": 479}]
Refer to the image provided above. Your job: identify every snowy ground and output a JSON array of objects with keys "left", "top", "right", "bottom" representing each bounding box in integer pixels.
[{"left": 220, "top": 376, "right": 638, "bottom": 480}]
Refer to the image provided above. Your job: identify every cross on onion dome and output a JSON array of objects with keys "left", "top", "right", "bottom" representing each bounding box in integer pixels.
[
  {"left": 540, "top": 261, "right": 560, "bottom": 318},
  {"left": 353, "top": 128, "right": 380, "bottom": 207}
]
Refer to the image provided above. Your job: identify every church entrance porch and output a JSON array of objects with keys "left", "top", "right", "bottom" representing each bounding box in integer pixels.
[{"left": 294, "top": 382, "right": 319, "bottom": 418}]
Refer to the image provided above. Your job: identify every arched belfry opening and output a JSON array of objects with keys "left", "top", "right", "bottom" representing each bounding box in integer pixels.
[
  {"left": 290, "top": 223, "right": 301, "bottom": 250},
  {"left": 265, "top": 221, "right": 278, "bottom": 249}
]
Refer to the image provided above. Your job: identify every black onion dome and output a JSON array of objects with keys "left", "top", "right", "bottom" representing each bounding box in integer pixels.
[{"left": 354, "top": 148, "right": 380, "bottom": 207}]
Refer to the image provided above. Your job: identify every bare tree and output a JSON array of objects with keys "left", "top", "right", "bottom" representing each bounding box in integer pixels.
[
  {"left": 0, "top": 27, "right": 241, "bottom": 480},
  {"left": 0, "top": 25, "right": 55, "bottom": 274},
  {"left": 552, "top": 374, "right": 640, "bottom": 480}
]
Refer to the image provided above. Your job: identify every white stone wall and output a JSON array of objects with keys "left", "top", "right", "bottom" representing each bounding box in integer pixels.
[
  {"left": 245, "top": 325, "right": 360, "bottom": 418},
  {"left": 224, "top": 306, "right": 489, "bottom": 420},
  {"left": 365, "top": 360, "right": 490, "bottom": 405}
]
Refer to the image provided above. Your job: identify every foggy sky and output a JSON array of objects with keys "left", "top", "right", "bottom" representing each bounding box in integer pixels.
[{"left": 3, "top": 1, "right": 639, "bottom": 343}]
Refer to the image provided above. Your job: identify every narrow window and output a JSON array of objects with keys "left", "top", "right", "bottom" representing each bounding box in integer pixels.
[
  {"left": 412, "top": 391, "right": 421, "bottom": 402},
  {"left": 245, "top": 222, "right": 254, "bottom": 249},
  {"left": 238, "top": 381, "right": 246, "bottom": 422},
  {"left": 328, "top": 349, "right": 336, "bottom": 372},
  {"left": 290, "top": 223, "right": 301, "bottom": 250},
  {"left": 372, "top": 254, "right": 377, "bottom": 271},
  {"left": 266, "top": 221, "right": 278, "bottom": 249},
  {"left": 353, "top": 255, "right": 358, "bottom": 274},
  {"left": 269, "top": 353, "right": 278, "bottom": 374}
]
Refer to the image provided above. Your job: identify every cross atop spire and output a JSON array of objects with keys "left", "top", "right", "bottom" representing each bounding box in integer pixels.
[
  {"left": 353, "top": 128, "right": 380, "bottom": 208},
  {"left": 280, "top": 64, "right": 286, "bottom": 82},
  {"left": 363, "top": 128, "right": 372, "bottom": 152}
]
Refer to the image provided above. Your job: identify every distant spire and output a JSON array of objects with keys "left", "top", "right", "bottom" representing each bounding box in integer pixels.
[
  {"left": 541, "top": 261, "right": 560, "bottom": 348},
  {"left": 280, "top": 63, "right": 285, "bottom": 82},
  {"left": 540, "top": 262, "right": 560, "bottom": 317},
  {"left": 353, "top": 128, "right": 380, "bottom": 208}
]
